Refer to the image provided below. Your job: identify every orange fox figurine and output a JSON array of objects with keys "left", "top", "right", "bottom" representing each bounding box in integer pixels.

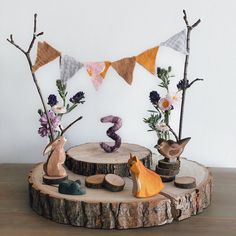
[
  {"left": 128, "top": 154, "right": 164, "bottom": 198},
  {"left": 43, "top": 136, "right": 67, "bottom": 178}
]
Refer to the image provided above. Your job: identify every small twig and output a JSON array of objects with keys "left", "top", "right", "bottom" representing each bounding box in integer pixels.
[
  {"left": 183, "top": 10, "right": 189, "bottom": 27},
  {"left": 59, "top": 125, "right": 63, "bottom": 133},
  {"left": 61, "top": 116, "right": 83, "bottom": 136},
  {"left": 7, "top": 14, "right": 53, "bottom": 140},
  {"left": 166, "top": 124, "right": 179, "bottom": 142},
  {"left": 192, "top": 19, "right": 201, "bottom": 29},
  {"left": 188, "top": 78, "right": 203, "bottom": 88},
  {"left": 178, "top": 10, "right": 201, "bottom": 140},
  {"left": 33, "top": 13, "right": 37, "bottom": 33},
  {"left": 7, "top": 35, "right": 26, "bottom": 54}
]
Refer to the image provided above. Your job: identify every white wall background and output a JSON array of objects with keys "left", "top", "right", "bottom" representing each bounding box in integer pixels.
[{"left": 0, "top": 0, "right": 236, "bottom": 167}]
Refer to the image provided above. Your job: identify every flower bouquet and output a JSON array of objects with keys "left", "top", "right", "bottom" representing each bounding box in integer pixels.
[{"left": 144, "top": 67, "right": 191, "bottom": 182}]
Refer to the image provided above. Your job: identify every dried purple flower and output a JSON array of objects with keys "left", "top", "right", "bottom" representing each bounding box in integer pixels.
[
  {"left": 149, "top": 91, "right": 160, "bottom": 105},
  {"left": 38, "top": 125, "right": 49, "bottom": 137},
  {"left": 69, "top": 91, "right": 85, "bottom": 104},
  {"left": 38, "top": 111, "right": 61, "bottom": 137},
  {"left": 48, "top": 94, "right": 58, "bottom": 107},
  {"left": 177, "top": 79, "right": 190, "bottom": 91}
]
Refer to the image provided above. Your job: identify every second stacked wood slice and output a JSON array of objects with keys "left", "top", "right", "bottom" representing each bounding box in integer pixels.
[{"left": 155, "top": 158, "right": 180, "bottom": 182}]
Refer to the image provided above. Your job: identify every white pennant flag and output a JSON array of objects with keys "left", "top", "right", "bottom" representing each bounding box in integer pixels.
[
  {"left": 160, "top": 30, "right": 188, "bottom": 55},
  {"left": 60, "top": 55, "right": 83, "bottom": 83}
]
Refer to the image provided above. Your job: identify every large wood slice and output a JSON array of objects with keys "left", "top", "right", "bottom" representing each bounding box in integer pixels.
[
  {"left": 65, "top": 143, "right": 152, "bottom": 177},
  {"left": 28, "top": 163, "right": 172, "bottom": 229},
  {"left": 157, "top": 158, "right": 213, "bottom": 221},
  {"left": 28, "top": 158, "right": 212, "bottom": 229}
]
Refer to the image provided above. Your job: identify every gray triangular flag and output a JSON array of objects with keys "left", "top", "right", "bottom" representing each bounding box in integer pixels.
[
  {"left": 60, "top": 55, "right": 83, "bottom": 83},
  {"left": 160, "top": 30, "right": 188, "bottom": 55}
]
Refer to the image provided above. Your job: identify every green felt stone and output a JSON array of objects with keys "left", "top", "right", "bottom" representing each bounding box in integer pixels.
[{"left": 58, "top": 179, "right": 86, "bottom": 195}]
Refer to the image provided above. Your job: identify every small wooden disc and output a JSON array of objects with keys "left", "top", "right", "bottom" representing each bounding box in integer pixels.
[
  {"left": 160, "top": 175, "right": 176, "bottom": 182},
  {"left": 158, "top": 159, "right": 180, "bottom": 170},
  {"left": 43, "top": 175, "right": 68, "bottom": 185},
  {"left": 156, "top": 166, "right": 179, "bottom": 176},
  {"left": 174, "top": 176, "right": 196, "bottom": 189},
  {"left": 103, "top": 174, "right": 125, "bottom": 192},
  {"left": 85, "top": 174, "right": 105, "bottom": 189}
]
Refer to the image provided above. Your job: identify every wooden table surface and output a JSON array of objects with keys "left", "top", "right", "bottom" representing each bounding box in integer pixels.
[{"left": 0, "top": 164, "right": 236, "bottom": 236}]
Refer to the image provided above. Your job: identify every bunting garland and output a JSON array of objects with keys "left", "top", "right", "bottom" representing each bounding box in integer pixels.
[
  {"left": 136, "top": 46, "right": 159, "bottom": 75},
  {"left": 33, "top": 30, "right": 187, "bottom": 89},
  {"left": 84, "top": 62, "right": 106, "bottom": 90},
  {"left": 100, "top": 61, "right": 111, "bottom": 78},
  {"left": 111, "top": 57, "right": 136, "bottom": 85},
  {"left": 32, "top": 41, "right": 61, "bottom": 72},
  {"left": 60, "top": 55, "right": 83, "bottom": 83},
  {"left": 160, "top": 30, "right": 188, "bottom": 55}
]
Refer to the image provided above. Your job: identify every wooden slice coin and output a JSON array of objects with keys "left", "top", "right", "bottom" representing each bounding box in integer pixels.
[
  {"left": 103, "top": 174, "right": 125, "bottom": 192},
  {"left": 174, "top": 176, "right": 196, "bottom": 189},
  {"left": 85, "top": 174, "right": 105, "bottom": 189},
  {"left": 156, "top": 166, "right": 179, "bottom": 176},
  {"left": 158, "top": 159, "right": 180, "bottom": 170},
  {"left": 43, "top": 175, "right": 68, "bottom": 185},
  {"left": 160, "top": 174, "right": 176, "bottom": 182}
]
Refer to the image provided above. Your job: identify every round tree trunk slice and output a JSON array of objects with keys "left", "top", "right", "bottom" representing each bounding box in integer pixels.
[
  {"left": 43, "top": 175, "right": 68, "bottom": 185},
  {"left": 85, "top": 174, "right": 105, "bottom": 189},
  {"left": 103, "top": 174, "right": 125, "bottom": 192},
  {"left": 156, "top": 166, "right": 179, "bottom": 176},
  {"left": 29, "top": 158, "right": 212, "bottom": 229},
  {"left": 174, "top": 176, "right": 196, "bottom": 189},
  {"left": 65, "top": 143, "right": 152, "bottom": 177},
  {"left": 158, "top": 159, "right": 180, "bottom": 170}
]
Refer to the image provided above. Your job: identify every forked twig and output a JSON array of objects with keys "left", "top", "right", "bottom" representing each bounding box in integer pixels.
[
  {"left": 178, "top": 10, "right": 201, "bottom": 139},
  {"left": 7, "top": 14, "right": 54, "bottom": 140}
]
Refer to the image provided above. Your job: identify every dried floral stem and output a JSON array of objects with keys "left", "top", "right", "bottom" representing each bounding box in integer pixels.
[
  {"left": 7, "top": 14, "right": 54, "bottom": 140},
  {"left": 178, "top": 10, "right": 201, "bottom": 139},
  {"left": 61, "top": 116, "right": 83, "bottom": 136},
  {"left": 166, "top": 124, "right": 179, "bottom": 142}
]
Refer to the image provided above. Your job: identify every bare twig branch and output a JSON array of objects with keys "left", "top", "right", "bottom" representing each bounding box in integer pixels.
[
  {"left": 37, "top": 32, "right": 44, "bottom": 37},
  {"left": 188, "top": 78, "right": 203, "bottom": 88},
  {"left": 33, "top": 13, "right": 37, "bottom": 33},
  {"left": 7, "top": 35, "right": 26, "bottom": 54},
  {"left": 59, "top": 125, "right": 63, "bottom": 133},
  {"left": 7, "top": 14, "right": 53, "bottom": 140},
  {"left": 61, "top": 116, "right": 83, "bottom": 136},
  {"left": 192, "top": 19, "right": 201, "bottom": 29},
  {"left": 178, "top": 10, "right": 201, "bottom": 140},
  {"left": 27, "top": 14, "right": 44, "bottom": 54},
  {"left": 183, "top": 9, "right": 189, "bottom": 27}
]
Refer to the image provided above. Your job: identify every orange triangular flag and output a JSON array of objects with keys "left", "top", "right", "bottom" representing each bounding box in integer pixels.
[
  {"left": 32, "top": 41, "right": 61, "bottom": 72},
  {"left": 111, "top": 57, "right": 136, "bottom": 85},
  {"left": 100, "top": 61, "right": 111, "bottom": 78},
  {"left": 136, "top": 46, "right": 159, "bottom": 74}
]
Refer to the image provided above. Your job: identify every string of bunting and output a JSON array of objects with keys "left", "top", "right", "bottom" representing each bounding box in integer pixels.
[{"left": 32, "top": 30, "right": 187, "bottom": 90}]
